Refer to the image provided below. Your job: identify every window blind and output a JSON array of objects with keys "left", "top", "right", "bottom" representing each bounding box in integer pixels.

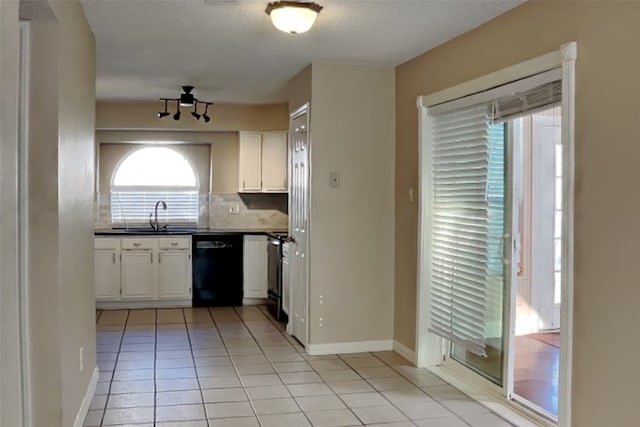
[
  {"left": 492, "top": 80, "right": 562, "bottom": 122},
  {"left": 429, "top": 103, "right": 500, "bottom": 357},
  {"left": 111, "top": 190, "right": 199, "bottom": 226}
]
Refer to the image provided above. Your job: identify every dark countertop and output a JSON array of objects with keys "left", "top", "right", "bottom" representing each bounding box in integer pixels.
[{"left": 94, "top": 228, "right": 288, "bottom": 238}]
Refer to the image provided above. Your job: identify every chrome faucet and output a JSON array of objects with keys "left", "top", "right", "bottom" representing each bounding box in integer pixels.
[{"left": 149, "top": 200, "right": 167, "bottom": 231}]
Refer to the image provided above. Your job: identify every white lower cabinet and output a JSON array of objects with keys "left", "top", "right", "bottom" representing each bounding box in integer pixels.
[
  {"left": 243, "top": 235, "right": 268, "bottom": 299},
  {"left": 158, "top": 251, "right": 192, "bottom": 299},
  {"left": 95, "top": 236, "right": 192, "bottom": 307},
  {"left": 95, "top": 238, "right": 121, "bottom": 300},
  {"left": 121, "top": 251, "right": 157, "bottom": 299}
]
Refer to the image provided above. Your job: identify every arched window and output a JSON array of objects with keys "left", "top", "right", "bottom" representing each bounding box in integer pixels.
[{"left": 111, "top": 147, "right": 199, "bottom": 226}]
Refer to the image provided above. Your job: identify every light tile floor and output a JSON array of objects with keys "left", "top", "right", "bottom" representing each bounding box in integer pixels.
[{"left": 88, "top": 307, "right": 514, "bottom": 427}]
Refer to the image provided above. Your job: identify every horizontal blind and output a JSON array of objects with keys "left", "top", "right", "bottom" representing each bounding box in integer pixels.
[
  {"left": 429, "top": 103, "right": 492, "bottom": 357},
  {"left": 111, "top": 190, "right": 199, "bottom": 226},
  {"left": 492, "top": 80, "right": 561, "bottom": 122}
]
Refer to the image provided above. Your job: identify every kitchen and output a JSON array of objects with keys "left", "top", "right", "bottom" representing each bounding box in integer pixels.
[{"left": 93, "top": 100, "right": 294, "bottom": 325}]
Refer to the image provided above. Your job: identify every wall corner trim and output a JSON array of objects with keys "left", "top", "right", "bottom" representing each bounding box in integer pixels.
[
  {"left": 392, "top": 340, "right": 416, "bottom": 365},
  {"left": 73, "top": 366, "right": 99, "bottom": 427},
  {"left": 306, "top": 340, "right": 393, "bottom": 356}
]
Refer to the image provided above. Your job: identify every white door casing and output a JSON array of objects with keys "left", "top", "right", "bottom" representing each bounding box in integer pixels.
[{"left": 288, "top": 104, "right": 310, "bottom": 346}]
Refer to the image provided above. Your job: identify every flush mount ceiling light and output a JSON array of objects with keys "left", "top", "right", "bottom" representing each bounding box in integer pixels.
[
  {"left": 265, "top": 1, "right": 323, "bottom": 35},
  {"left": 158, "top": 86, "right": 214, "bottom": 122}
]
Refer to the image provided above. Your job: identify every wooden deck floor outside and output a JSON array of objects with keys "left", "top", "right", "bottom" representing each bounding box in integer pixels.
[{"left": 514, "top": 334, "right": 559, "bottom": 417}]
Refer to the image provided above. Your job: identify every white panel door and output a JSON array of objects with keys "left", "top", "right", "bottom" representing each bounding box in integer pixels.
[
  {"left": 531, "top": 115, "right": 562, "bottom": 330},
  {"left": 289, "top": 105, "right": 310, "bottom": 345},
  {"left": 121, "top": 251, "right": 157, "bottom": 299},
  {"left": 239, "top": 132, "right": 262, "bottom": 192},
  {"left": 261, "top": 131, "right": 288, "bottom": 192},
  {"left": 243, "top": 235, "right": 268, "bottom": 299},
  {"left": 158, "top": 251, "right": 191, "bottom": 299},
  {"left": 95, "top": 250, "right": 121, "bottom": 300}
]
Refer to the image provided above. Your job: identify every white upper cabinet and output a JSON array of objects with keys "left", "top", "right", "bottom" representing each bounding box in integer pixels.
[
  {"left": 239, "top": 131, "right": 288, "bottom": 193},
  {"left": 261, "top": 131, "right": 288, "bottom": 192},
  {"left": 239, "top": 132, "right": 263, "bottom": 192}
]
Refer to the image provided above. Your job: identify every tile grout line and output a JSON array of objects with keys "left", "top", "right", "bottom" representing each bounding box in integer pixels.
[
  {"left": 99, "top": 309, "right": 131, "bottom": 427},
  {"left": 208, "top": 307, "right": 264, "bottom": 427},
  {"left": 181, "top": 308, "right": 212, "bottom": 427},
  {"left": 232, "top": 306, "right": 323, "bottom": 427}
]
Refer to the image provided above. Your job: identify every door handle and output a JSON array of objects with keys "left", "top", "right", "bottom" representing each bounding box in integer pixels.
[{"left": 112, "top": 253, "right": 116, "bottom": 264}]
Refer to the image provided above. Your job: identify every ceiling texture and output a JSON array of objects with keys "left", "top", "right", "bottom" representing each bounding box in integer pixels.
[{"left": 82, "top": 0, "right": 523, "bottom": 104}]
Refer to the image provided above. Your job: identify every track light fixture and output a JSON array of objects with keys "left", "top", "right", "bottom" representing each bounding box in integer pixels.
[{"left": 158, "top": 86, "right": 214, "bottom": 123}]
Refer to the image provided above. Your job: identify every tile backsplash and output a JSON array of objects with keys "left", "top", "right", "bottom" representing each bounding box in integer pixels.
[
  {"left": 209, "top": 193, "right": 288, "bottom": 230},
  {"left": 94, "top": 192, "right": 288, "bottom": 231}
]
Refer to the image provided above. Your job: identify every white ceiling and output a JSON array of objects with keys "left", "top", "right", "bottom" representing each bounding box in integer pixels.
[{"left": 82, "top": 0, "right": 523, "bottom": 104}]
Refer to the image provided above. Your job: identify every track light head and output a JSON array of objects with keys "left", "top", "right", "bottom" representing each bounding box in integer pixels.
[
  {"left": 158, "top": 99, "right": 170, "bottom": 118},
  {"left": 200, "top": 102, "right": 212, "bottom": 122},
  {"left": 191, "top": 102, "right": 201, "bottom": 120},
  {"left": 173, "top": 111, "right": 181, "bottom": 121}
]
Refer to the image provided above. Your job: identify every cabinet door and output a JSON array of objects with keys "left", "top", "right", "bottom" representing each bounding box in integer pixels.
[
  {"left": 261, "top": 131, "right": 288, "bottom": 192},
  {"left": 243, "top": 236, "right": 268, "bottom": 299},
  {"left": 239, "top": 132, "right": 262, "bottom": 192},
  {"left": 121, "top": 251, "right": 157, "bottom": 299},
  {"left": 95, "top": 250, "right": 121, "bottom": 300},
  {"left": 158, "top": 251, "right": 192, "bottom": 299}
]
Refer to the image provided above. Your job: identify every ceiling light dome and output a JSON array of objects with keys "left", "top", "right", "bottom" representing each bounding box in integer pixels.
[{"left": 266, "top": 1, "right": 323, "bottom": 35}]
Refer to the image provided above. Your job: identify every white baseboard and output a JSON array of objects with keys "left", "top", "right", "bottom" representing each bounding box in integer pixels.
[
  {"left": 96, "top": 300, "right": 191, "bottom": 310},
  {"left": 393, "top": 340, "right": 416, "bottom": 365},
  {"left": 306, "top": 340, "right": 393, "bottom": 356},
  {"left": 74, "top": 366, "right": 99, "bottom": 427}
]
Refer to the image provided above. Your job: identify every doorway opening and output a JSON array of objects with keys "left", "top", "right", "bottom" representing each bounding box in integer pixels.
[{"left": 511, "top": 106, "right": 562, "bottom": 418}]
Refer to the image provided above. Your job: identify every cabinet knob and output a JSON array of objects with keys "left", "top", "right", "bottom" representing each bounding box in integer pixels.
[{"left": 133, "top": 242, "right": 141, "bottom": 247}]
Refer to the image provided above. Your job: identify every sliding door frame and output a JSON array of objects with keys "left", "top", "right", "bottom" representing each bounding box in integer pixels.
[{"left": 415, "top": 42, "right": 577, "bottom": 427}]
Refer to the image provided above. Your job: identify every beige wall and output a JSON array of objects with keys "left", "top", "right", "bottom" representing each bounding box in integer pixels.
[
  {"left": 51, "top": 1, "right": 97, "bottom": 426},
  {"left": 96, "top": 101, "right": 289, "bottom": 131},
  {"left": 295, "top": 63, "right": 396, "bottom": 345},
  {"left": 395, "top": 1, "right": 640, "bottom": 425},
  {"left": 26, "top": 10, "right": 64, "bottom": 426},
  {"left": 0, "top": 1, "right": 23, "bottom": 425}
]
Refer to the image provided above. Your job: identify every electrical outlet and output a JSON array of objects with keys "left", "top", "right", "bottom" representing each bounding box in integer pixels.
[
  {"left": 79, "top": 347, "right": 84, "bottom": 371},
  {"left": 229, "top": 204, "right": 240, "bottom": 215}
]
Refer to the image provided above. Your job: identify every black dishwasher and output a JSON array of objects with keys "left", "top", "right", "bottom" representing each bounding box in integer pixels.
[{"left": 192, "top": 235, "right": 243, "bottom": 307}]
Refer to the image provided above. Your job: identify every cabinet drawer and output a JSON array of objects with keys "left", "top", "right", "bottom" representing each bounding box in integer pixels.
[
  {"left": 121, "top": 239, "right": 156, "bottom": 250},
  {"left": 158, "top": 238, "right": 190, "bottom": 250},
  {"left": 95, "top": 238, "right": 120, "bottom": 250}
]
